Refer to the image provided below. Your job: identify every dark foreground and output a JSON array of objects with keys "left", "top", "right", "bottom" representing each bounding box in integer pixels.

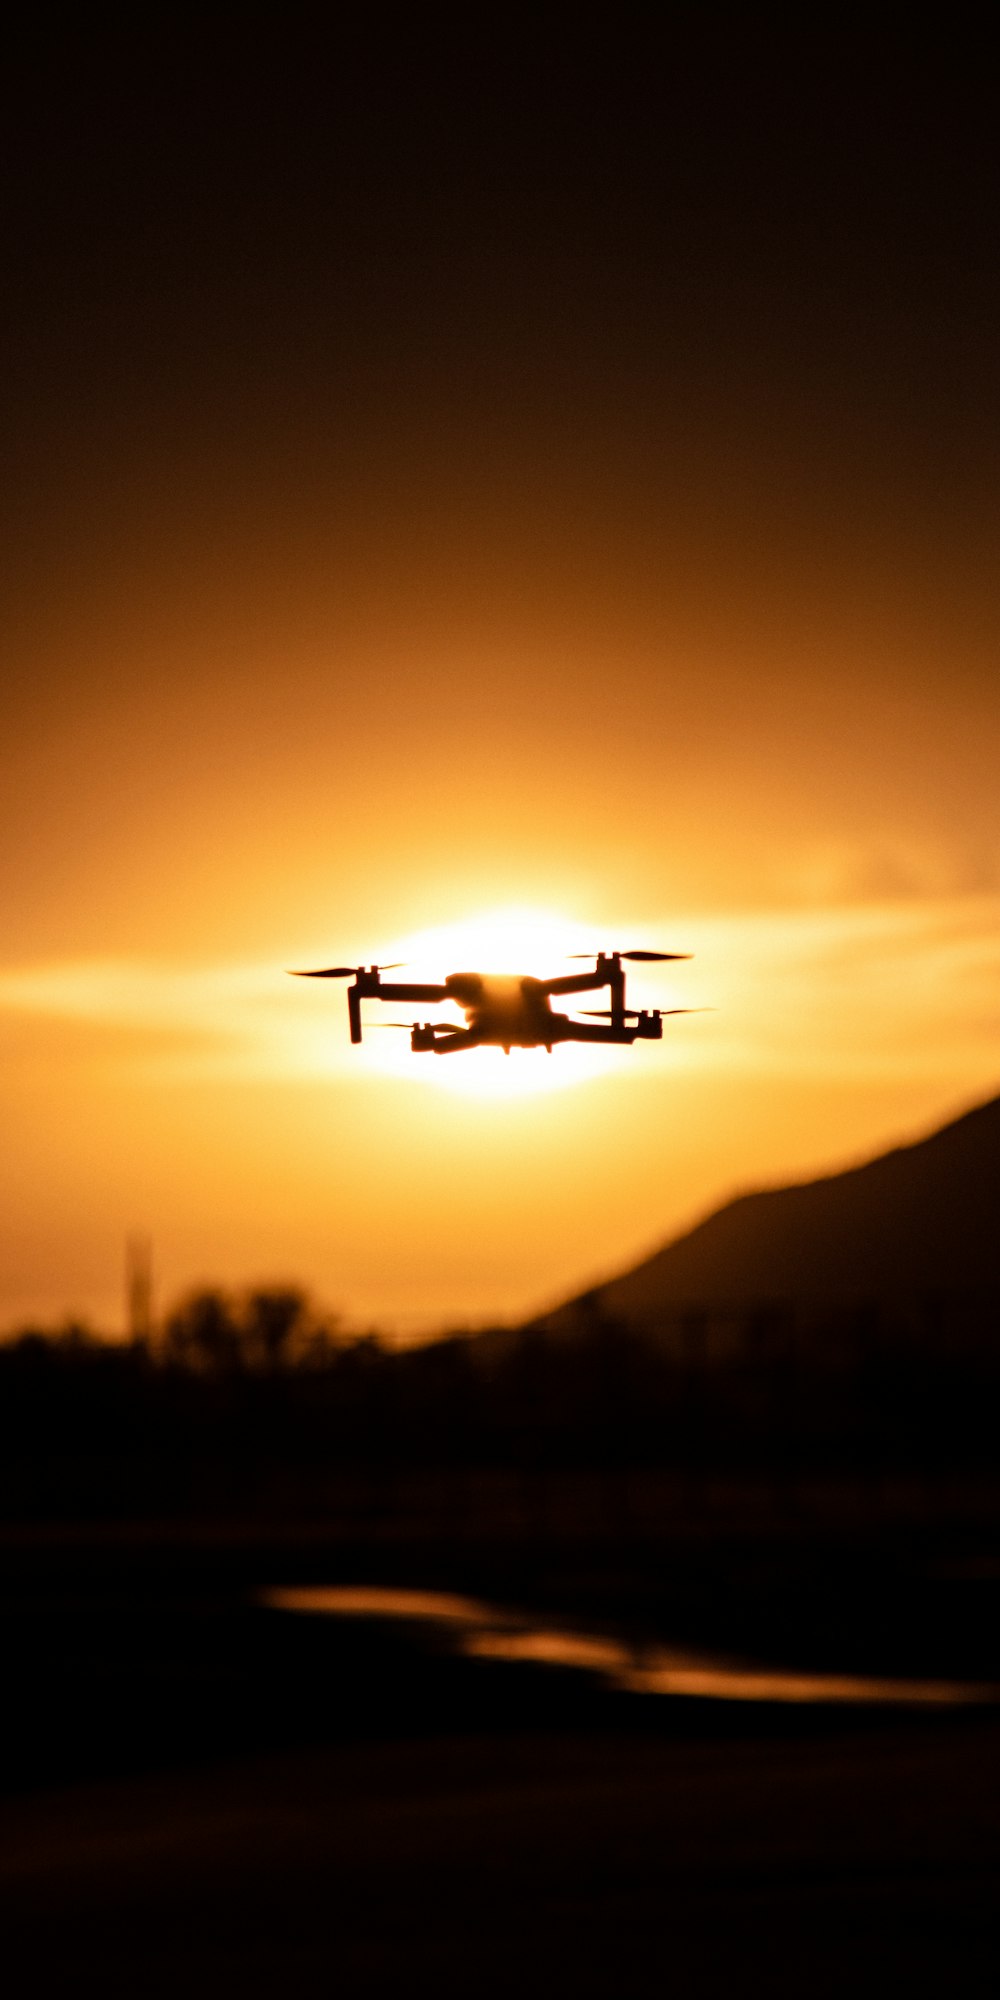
[
  {"left": 2, "top": 1520, "right": 1000, "bottom": 1998},
  {"left": 4, "top": 1720, "right": 1000, "bottom": 1998}
]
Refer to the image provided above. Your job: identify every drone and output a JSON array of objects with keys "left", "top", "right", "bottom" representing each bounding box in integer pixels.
[{"left": 290, "top": 949, "right": 701, "bottom": 1055}]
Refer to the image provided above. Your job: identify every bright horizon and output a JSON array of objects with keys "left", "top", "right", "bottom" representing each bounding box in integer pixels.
[{"left": 3, "top": 891, "right": 997, "bottom": 1338}]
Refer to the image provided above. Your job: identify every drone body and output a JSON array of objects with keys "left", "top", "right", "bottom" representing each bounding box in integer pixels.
[{"left": 291, "top": 950, "right": 698, "bottom": 1054}]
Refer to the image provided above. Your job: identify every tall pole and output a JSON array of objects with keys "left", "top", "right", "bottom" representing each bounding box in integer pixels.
[{"left": 126, "top": 1234, "right": 153, "bottom": 1346}]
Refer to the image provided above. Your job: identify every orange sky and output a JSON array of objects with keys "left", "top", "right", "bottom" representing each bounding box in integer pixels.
[{"left": 2, "top": 22, "right": 999, "bottom": 1334}]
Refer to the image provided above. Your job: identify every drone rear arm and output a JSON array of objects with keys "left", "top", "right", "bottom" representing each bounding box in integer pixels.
[{"left": 554, "top": 1013, "right": 662, "bottom": 1045}]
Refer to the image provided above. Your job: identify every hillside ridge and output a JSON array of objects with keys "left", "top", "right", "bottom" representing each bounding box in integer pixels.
[{"left": 562, "top": 1089, "right": 1000, "bottom": 1322}]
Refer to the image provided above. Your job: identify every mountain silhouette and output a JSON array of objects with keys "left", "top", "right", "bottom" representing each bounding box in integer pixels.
[{"left": 567, "top": 1092, "right": 1000, "bottom": 1325}]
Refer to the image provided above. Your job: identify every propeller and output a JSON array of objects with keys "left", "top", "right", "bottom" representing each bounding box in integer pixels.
[
  {"left": 568, "top": 949, "right": 692, "bottom": 962},
  {"left": 288, "top": 962, "right": 404, "bottom": 978},
  {"left": 581, "top": 1007, "right": 713, "bottom": 1018},
  {"left": 622, "top": 949, "right": 692, "bottom": 962}
]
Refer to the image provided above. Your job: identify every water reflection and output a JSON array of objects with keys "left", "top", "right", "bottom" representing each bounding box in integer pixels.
[
  {"left": 621, "top": 1659, "right": 983, "bottom": 1705},
  {"left": 465, "top": 1629, "right": 629, "bottom": 1674},
  {"left": 262, "top": 1586, "right": 993, "bottom": 1708},
  {"left": 267, "top": 1585, "right": 495, "bottom": 1623}
]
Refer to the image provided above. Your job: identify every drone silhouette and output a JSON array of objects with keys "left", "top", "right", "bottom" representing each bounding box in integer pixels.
[{"left": 290, "top": 949, "right": 701, "bottom": 1055}]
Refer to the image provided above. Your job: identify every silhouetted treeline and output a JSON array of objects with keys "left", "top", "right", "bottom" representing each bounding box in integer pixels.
[{"left": 1, "top": 1285, "right": 999, "bottom": 1524}]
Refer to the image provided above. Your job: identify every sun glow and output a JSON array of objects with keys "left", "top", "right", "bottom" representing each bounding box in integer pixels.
[
  {"left": 5, "top": 896, "right": 995, "bottom": 1103},
  {"left": 357, "top": 906, "right": 630, "bottom": 1098},
  {"left": 383, "top": 907, "right": 604, "bottom": 976}
]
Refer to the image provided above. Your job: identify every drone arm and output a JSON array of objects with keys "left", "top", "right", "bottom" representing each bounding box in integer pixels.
[
  {"left": 429, "top": 1027, "right": 483, "bottom": 1054},
  {"left": 369, "top": 982, "right": 448, "bottom": 1004},
  {"left": 541, "top": 969, "right": 610, "bottom": 997},
  {"left": 553, "top": 1019, "right": 637, "bottom": 1044},
  {"left": 348, "top": 977, "right": 447, "bottom": 1045},
  {"left": 554, "top": 1016, "right": 661, "bottom": 1045}
]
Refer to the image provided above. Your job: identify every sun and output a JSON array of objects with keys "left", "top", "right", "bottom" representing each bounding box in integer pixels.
[{"left": 357, "top": 905, "right": 630, "bottom": 1099}]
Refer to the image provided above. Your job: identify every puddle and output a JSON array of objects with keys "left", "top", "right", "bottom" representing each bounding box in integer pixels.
[{"left": 261, "top": 1586, "right": 994, "bottom": 1709}]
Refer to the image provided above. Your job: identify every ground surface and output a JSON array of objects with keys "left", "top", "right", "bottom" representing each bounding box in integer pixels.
[
  {"left": 2, "top": 1517, "right": 999, "bottom": 1996},
  {"left": 3, "top": 1720, "right": 999, "bottom": 1998}
]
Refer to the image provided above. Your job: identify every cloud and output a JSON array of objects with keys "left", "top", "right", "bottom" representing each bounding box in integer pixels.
[
  {"left": 0, "top": 959, "right": 318, "bottom": 1079},
  {"left": 679, "top": 893, "right": 1000, "bottom": 1081},
  {"left": 790, "top": 839, "right": 1000, "bottom": 906}
]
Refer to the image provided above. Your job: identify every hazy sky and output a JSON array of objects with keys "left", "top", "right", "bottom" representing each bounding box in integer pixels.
[{"left": 3, "top": 20, "right": 999, "bottom": 1333}]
